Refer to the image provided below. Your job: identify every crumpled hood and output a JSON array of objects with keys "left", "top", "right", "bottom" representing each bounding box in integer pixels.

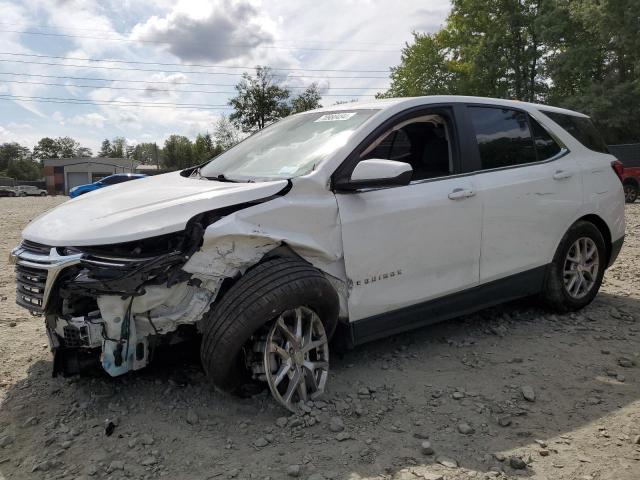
[{"left": 22, "top": 171, "right": 289, "bottom": 246}]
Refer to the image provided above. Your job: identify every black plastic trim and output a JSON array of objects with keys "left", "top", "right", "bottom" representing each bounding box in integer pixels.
[
  {"left": 608, "top": 236, "right": 624, "bottom": 268},
  {"left": 349, "top": 265, "right": 548, "bottom": 346},
  {"left": 333, "top": 168, "right": 412, "bottom": 192}
]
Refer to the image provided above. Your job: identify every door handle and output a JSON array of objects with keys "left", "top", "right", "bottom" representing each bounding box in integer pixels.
[
  {"left": 553, "top": 170, "right": 573, "bottom": 180},
  {"left": 448, "top": 188, "right": 476, "bottom": 200}
]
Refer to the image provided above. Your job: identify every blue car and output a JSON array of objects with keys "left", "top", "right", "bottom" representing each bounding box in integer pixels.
[{"left": 69, "top": 173, "right": 147, "bottom": 198}]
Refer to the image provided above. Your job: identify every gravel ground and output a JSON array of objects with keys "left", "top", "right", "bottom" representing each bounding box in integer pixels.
[{"left": 0, "top": 196, "right": 639, "bottom": 480}]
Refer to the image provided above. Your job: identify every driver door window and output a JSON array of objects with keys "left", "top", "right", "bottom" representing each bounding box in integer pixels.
[{"left": 361, "top": 115, "right": 454, "bottom": 181}]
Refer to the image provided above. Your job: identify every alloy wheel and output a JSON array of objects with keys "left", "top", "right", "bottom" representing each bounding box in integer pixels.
[
  {"left": 263, "top": 306, "right": 329, "bottom": 412},
  {"left": 624, "top": 184, "right": 637, "bottom": 203},
  {"left": 563, "top": 237, "right": 599, "bottom": 299}
]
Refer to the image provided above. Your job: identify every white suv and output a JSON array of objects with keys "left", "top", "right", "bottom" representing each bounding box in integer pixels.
[{"left": 11, "top": 96, "right": 625, "bottom": 411}]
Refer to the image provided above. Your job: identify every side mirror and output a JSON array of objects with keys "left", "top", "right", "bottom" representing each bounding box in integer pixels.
[{"left": 335, "top": 159, "right": 413, "bottom": 191}]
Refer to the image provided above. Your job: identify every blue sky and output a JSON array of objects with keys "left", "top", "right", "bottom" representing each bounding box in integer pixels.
[{"left": 0, "top": 0, "right": 450, "bottom": 153}]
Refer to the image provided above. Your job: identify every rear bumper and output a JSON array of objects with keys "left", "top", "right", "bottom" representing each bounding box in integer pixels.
[{"left": 608, "top": 235, "right": 624, "bottom": 267}]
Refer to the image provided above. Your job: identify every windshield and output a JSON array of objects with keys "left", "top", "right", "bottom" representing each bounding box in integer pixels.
[{"left": 199, "top": 109, "right": 378, "bottom": 181}]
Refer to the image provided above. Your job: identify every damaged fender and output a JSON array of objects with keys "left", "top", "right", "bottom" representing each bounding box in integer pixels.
[{"left": 184, "top": 181, "right": 349, "bottom": 317}]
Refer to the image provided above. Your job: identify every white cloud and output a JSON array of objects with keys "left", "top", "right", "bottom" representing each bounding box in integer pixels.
[
  {"left": 131, "top": 0, "right": 275, "bottom": 62},
  {"left": 52, "top": 111, "right": 65, "bottom": 125},
  {"left": 69, "top": 113, "right": 108, "bottom": 129}
]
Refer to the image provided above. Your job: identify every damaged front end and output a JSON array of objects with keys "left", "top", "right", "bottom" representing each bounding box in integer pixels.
[{"left": 10, "top": 213, "right": 222, "bottom": 378}]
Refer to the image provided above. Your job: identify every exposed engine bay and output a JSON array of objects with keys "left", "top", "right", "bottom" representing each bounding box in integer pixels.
[{"left": 13, "top": 211, "right": 224, "bottom": 377}]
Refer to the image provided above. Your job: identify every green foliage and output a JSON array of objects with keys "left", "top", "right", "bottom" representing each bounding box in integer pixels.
[
  {"left": 193, "top": 133, "right": 223, "bottom": 163},
  {"left": 6, "top": 158, "right": 41, "bottom": 181},
  {"left": 131, "top": 143, "right": 160, "bottom": 165},
  {"left": 291, "top": 84, "right": 322, "bottom": 113},
  {"left": 76, "top": 146, "right": 93, "bottom": 158},
  {"left": 214, "top": 115, "right": 241, "bottom": 151},
  {"left": 110, "top": 137, "right": 127, "bottom": 158},
  {"left": 161, "top": 135, "right": 195, "bottom": 170},
  {"left": 32, "top": 137, "right": 91, "bottom": 159},
  {"left": 229, "top": 66, "right": 292, "bottom": 132},
  {"left": 0, "top": 142, "right": 31, "bottom": 171},
  {"left": 32, "top": 137, "right": 60, "bottom": 159},
  {"left": 98, "top": 139, "right": 112, "bottom": 157},
  {"left": 379, "top": 32, "right": 458, "bottom": 98},
  {"left": 382, "top": 0, "right": 640, "bottom": 143}
]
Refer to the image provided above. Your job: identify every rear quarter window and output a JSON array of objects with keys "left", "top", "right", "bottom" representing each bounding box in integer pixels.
[{"left": 542, "top": 111, "right": 608, "bottom": 154}]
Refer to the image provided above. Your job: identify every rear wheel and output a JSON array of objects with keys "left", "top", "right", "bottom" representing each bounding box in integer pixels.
[
  {"left": 624, "top": 182, "right": 638, "bottom": 203},
  {"left": 200, "top": 257, "right": 338, "bottom": 411},
  {"left": 542, "top": 221, "right": 606, "bottom": 312}
]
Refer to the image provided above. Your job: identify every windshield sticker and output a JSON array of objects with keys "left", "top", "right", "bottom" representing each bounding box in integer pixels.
[{"left": 314, "top": 112, "right": 357, "bottom": 122}]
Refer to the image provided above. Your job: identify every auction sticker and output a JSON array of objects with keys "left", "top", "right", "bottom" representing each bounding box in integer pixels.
[{"left": 314, "top": 112, "right": 357, "bottom": 122}]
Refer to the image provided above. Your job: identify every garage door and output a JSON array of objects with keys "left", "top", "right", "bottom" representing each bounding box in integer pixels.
[{"left": 66, "top": 172, "right": 90, "bottom": 194}]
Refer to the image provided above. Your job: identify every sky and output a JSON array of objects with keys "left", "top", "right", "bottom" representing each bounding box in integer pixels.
[{"left": 0, "top": 0, "right": 451, "bottom": 153}]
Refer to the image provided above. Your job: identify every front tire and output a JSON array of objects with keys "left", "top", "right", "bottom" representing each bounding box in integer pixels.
[
  {"left": 200, "top": 257, "right": 338, "bottom": 409},
  {"left": 542, "top": 221, "right": 606, "bottom": 312}
]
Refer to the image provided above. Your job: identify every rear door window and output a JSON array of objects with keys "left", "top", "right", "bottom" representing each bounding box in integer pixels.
[
  {"left": 468, "top": 107, "right": 536, "bottom": 169},
  {"left": 542, "top": 111, "right": 608, "bottom": 153}
]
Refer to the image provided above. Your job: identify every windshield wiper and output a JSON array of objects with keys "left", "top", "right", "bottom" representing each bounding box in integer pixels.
[{"left": 204, "top": 173, "right": 238, "bottom": 183}]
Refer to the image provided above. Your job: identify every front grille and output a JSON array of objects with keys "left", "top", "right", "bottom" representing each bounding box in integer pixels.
[
  {"left": 16, "top": 264, "right": 48, "bottom": 312},
  {"left": 21, "top": 240, "right": 53, "bottom": 255},
  {"left": 11, "top": 241, "right": 83, "bottom": 314}
]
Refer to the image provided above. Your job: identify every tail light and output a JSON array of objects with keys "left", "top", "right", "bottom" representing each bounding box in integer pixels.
[{"left": 611, "top": 160, "right": 624, "bottom": 182}]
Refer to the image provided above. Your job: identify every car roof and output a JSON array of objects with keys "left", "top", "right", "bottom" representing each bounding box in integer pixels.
[{"left": 304, "top": 95, "right": 588, "bottom": 118}]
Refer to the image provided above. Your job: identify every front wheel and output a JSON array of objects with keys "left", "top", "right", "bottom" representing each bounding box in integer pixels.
[
  {"left": 541, "top": 221, "right": 606, "bottom": 312},
  {"left": 200, "top": 257, "right": 338, "bottom": 411},
  {"left": 624, "top": 182, "right": 638, "bottom": 203}
]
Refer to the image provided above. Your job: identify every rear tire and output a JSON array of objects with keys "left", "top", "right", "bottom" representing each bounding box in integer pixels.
[
  {"left": 200, "top": 257, "right": 339, "bottom": 400},
  {"left": 541, "top": 221, "right": 606, "bottom": 312},
  {"left": 624, "top": 182, "right": 638, "bottom": 203}
]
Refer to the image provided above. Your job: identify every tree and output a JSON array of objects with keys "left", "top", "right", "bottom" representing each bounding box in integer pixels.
[
  {"left": 378, "top": 32, "right": 458, "bottom": 98},
  {"left": 132, "top": 143, "right": 160, "bottom": 165},
  {"left": 56, "top": 136, "right": 80, "bottom": 158},
  {"left": 32, "top": 137, "right": 60, "bottom": 160},
  {"left": 111, "top": 137, "right": 127, "bottom": 158},
  {"left": 6, "top": 159, "right": 41, "bottom": 180},
  {"left": 213, "top": 115, "right": 241, "bottom": 151},
  {"left": 76, "top": 146, "right": 93, "bottom": 158},
  {"left": 229, "top": 66, "right": 291, "bottom": 132},
  {"left": 0, "top": 142, "right": 31, "bottom": 172},
  {"left": 98, "top": 139, "right": 112, "bottom": 157},
  {"left": 193, "top": 133, "right": 222, "bottom": 163},
  {"left": 540, "top": 0, "right": 640, "bottom": 143},
  {"left": 291, "top": 84, "right": 322, "bottom": 113},
  {"left": 162, "top": 135, "right": 194, "bottom": 170}
]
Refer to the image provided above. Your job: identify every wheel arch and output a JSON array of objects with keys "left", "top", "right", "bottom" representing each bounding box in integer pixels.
[
  {"left": 573, "top": 214, "right": 612, "bottom": 264},
  {"left": 208, "top": 243, "right": 342, "bottom": 335},
  {"left": 623, "top": 176, "right": 639, "bottom": 187}
]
